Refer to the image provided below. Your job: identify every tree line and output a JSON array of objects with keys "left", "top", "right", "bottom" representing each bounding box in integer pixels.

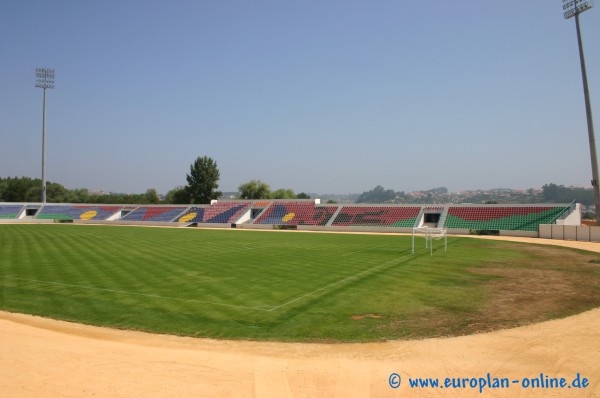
[
  {"left": 2, "top": 156, "right": 592, "bottom": 205},
  {"left": 0, "top": 176, "right": 161, "bottom": 204},
  {"left": 355, "top": 184, "right": 594, "bottom": 206},
  {"left": 163, "top": 157, "right": 310, "bottom": 203},
  {"left": 1, "top": 156, "right": 309, "bottom": 204}
]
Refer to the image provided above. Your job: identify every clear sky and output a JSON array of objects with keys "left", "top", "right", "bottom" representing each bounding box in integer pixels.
[{"left": 1, "top": 1, "right": 599, "bottom": 195}]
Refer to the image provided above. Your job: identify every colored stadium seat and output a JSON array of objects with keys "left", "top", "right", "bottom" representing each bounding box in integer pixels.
[
  {"left": 202, "top": 202, "right": 251, "bottom": 223},
  {"left": 176, "top": 207, "right": 205, "bottom": 223},
  {"left": 121, "top": 206, "right": 187, "bottom": 222},
  {"left": 36, "top": 205, "right": 122, "bottom": 221},
  {"left": 443, "top": 206, "right": 570, "bottom": 231},
  {"left": 332, "top": 206, "right": 420, "bottom": 227},
  {"left": 0, "top": 204, "right": 24, "bottom": 219},
  {"left": 254, "top": 202, "right": 337, "bottom": 226}
]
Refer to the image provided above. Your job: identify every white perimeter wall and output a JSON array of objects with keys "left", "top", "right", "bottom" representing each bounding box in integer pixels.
[{"left": 539, "top": 224, "right": 600, "bottom": 242}]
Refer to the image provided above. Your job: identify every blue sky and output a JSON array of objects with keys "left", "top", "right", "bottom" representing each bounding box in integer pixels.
[{"left": 1, "top": 1, "right": 599, "bottom": 195}]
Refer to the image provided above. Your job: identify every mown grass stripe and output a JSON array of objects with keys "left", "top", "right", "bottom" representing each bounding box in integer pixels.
[{"left": 0, "top": 275, "right": 272, "bottom": 311}]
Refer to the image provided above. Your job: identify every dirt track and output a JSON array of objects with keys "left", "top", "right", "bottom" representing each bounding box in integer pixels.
[{"left": 1, "top": 236, "right": 599, "bottom": 397}]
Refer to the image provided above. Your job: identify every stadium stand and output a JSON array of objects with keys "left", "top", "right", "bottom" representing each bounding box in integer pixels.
[
  {"left": 202, "top": 202, "right": 251, "bottom": 223},
  {"left": 0, "top": 204, "right": 24, "bottom": 219},
  {"left": 36, "top": 205, "right": 122, "bottom": 221},
  {"left": 254, "top": 201, "right": 338, "bottom": 226},
  {"left": 443, "top": 205, "right": 571, "bottom": 231},
  {"left": 121, "top": 206, "right": 187, "bottom": 222},
  {"left": 176, "top": 207, "right": 205, "bottom": 223},
  {"left": 332, "top": 206, "right": 421, "bottom": 227},
  {"left": 1, "top": 200, "right": 579, "bottom": 237}
]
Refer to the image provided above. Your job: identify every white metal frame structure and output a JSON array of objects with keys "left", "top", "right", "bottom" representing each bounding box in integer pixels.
[{"left": 412, "top": 226, "right": 447, "bottom": 255}]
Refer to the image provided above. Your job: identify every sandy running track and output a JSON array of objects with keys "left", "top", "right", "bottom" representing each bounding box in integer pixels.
[{"left": 1, "top": 236, "right": 599, "bottom": 398}]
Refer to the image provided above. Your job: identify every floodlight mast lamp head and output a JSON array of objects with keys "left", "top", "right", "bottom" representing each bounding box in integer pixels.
[
  {"left": 35, "top": 68, "right": 55, "bottom": 89},
  {"left": 563, "top": 0, "right": 594, "bottom": 19},
  {"left": 35, "top": 67, "right": 55, "bottom": 204}
]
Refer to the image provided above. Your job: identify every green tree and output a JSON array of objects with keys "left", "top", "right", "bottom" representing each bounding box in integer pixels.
[
  {"left": 542, "top": 183, "right": 593, "bottom": 205},
  {"left": 296, "top": 192, "right": 311, "bottom": 199},
  {"left": 46, "top": 182, "right": 76, "bottom": 202},
  {"left": 186, "top": 156, "right": 222, "bottom": 204},
  {"left": 165, "top": 186, "right": 191, "bottom": 204},
  {"left": 145, "top": 189, "right": 160, "bottom": 204},
  {"left": 542, "top": 183, "right": 561, "bottom": 202},
  {"left": 0, "top": 177, "right": 39, "bottom": 202},
  {"left": 355, "top": 185, "right": 396, "bottom": 203},
  {"left": 0, "top": 176, "right": 169, "bottom": 204},
  {"left": 71, "top": 188, "right": 90, "bottom": 203},
  {"left": 239, "top": 180, "right": 271, "bottom": 199},
  {"left": 271, "top": 188, "right": 296, "bottom": 199}
]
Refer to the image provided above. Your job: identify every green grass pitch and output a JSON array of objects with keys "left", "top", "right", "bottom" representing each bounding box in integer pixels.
[{"left": 1, "top": 224, "right": 599, "bottom": 342}]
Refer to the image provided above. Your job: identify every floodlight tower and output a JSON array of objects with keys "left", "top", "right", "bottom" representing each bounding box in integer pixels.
[
  {"left": 35, "top": 67, "right": 55, "bottom": 204},
  {"left": 562, "top": 0, "right": 598, "bottom": 224}
]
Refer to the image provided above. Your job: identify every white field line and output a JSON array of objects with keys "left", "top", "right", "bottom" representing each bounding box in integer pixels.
[
  {"left": 266, "top": 253, "right": 413, "bottom": 312},
  {"left": 0, "top": 275, "right": 272, "bottom": 312}
]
